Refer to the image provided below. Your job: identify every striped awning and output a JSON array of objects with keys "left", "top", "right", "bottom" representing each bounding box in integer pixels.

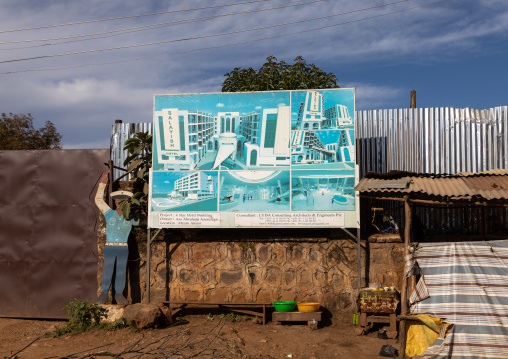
[{"left": 405, "top": 240, "right": 508, "bottom": 358}]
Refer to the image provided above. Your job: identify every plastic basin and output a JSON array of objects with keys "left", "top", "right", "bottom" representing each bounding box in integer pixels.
[
  {"left": 273, "top": 301, "right": 296, "bottom": 312},
  {"left": 297, "top": 302, "right": 320, "bottom": 312}
]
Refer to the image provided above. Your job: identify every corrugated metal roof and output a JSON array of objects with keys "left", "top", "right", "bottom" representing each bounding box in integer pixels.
[{"left": 356, "top": 170, "right": 508, "bottom": 201}]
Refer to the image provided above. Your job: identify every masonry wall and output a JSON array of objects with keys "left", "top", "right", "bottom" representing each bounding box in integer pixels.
[{"left": 97, "top": 224, "right": 405, "bottom": 313}]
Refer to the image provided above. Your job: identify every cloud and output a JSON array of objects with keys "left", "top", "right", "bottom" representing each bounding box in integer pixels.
[
  {"left": 216, "top": 103, "right": 225, "bottom": 108},
  {"left": 0, "top": 0, "right": 506, "bottom": 148},
  {"left": 343, "top": 82, "right": 404, "bottom": 110}
]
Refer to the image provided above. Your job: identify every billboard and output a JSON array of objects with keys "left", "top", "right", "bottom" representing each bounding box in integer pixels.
[{"left": 149, "top": 89, "right": 358, "bottom": 228}]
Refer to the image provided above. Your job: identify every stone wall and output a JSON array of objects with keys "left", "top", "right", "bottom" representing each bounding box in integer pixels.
[
  {"left": 95, "top": 181, "right": 405, "bottom": 313},
  {"left": 97, "top": 226, "right": 405, "bottom": 314}
]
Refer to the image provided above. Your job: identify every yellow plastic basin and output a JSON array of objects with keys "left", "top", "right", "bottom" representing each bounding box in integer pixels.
[{"left": 297, "top": 302, "right": 320, "bottom": 312}]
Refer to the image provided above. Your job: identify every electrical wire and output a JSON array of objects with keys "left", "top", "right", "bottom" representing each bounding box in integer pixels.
[
  {"left": 0, "top": 0, "right": 322, "bottom": 49},
  {"left": 0, "top": 0, "right": 415, "bottom": 64},
  {"left": 0, "top": 0, "right": 449, "bottom": 75},
  {"left": 0, "top": 0, "right": 273, "bottom": 34}
]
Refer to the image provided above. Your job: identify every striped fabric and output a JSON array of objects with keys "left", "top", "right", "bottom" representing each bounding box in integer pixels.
[
  {"left": 409, "top": 277, "right": 430, "bottom": 305},
  {"left": 406, "top": 240, "right": 508, "bottom": 359}
]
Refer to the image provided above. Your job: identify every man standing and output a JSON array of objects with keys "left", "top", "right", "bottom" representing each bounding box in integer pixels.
[{"left": 95, "top": 172, "right": 138, "bottom": 305}]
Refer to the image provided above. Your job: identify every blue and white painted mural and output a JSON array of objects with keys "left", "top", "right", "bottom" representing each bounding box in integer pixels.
[{"left": 149, "top": 89, "right": 357, "bottom": 229}]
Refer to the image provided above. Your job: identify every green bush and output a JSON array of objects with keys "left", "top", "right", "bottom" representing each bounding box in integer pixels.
[
  {"left": 48, "top": 299, "right": 133, "bottom": 337},
  {"left": 48, "top": 299, "right": 105, "bottom": 337}
]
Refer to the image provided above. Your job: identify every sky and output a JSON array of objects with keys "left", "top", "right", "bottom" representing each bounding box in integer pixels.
[{"left": 0, "top": 0, "right": 507, "bottom": 149}]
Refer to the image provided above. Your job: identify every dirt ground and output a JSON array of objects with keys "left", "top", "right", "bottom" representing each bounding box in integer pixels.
[{"left": 0, "top": 311, "right": 399, "bottom": 359}]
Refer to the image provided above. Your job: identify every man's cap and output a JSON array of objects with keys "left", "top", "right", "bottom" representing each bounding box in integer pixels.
[{"left": 111, "top": 190, "right": 133, "bottom": 199}]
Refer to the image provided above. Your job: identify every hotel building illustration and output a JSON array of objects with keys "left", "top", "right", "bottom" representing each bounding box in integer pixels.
[
  {"left": 154, "top": 104, "right": 291, "bottom": 171},
  {"left": 151, "top": 171, "right": 218, "bottom": 212},
  {"left": 292, "top": 90, "right": 353, "bottom": 130},
  {"left": 174, "top": 171, "right": 216, "bottom": 200},
  {"left": 154, "top": 90, "right": 354, "bottom": 172},
  {"left": 291, "top": 129, "right": 355, "bottom": 166}
]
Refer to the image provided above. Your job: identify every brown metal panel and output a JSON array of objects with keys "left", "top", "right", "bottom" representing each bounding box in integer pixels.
[
  {"left": 36, "top": 150, "right": 105, "bottom": 205},
  {"left": 0, "top": 149, "right": 109, "bottom": 319},
  {"left": 0, "top": 261, "right": 31, "bottom": 317},
  {"left": 82, "top": 258, "right": 100, "bottom": 299},
  {"left": 31, "top": 205, "right": 88, "bottom": 261},
  {"left": 0, "top": 205, "right": 34, "bottom": 260},
  {"left": 30, "top": 260, "right": 83, "bottom": 318},
  {"left": 0, "top": 151, "right": 38, "bottom": 205}
]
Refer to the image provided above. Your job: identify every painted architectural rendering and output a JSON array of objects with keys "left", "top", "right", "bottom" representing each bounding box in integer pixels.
[{"left": 150, "top": 89, "right": 357, "bottom": 228}]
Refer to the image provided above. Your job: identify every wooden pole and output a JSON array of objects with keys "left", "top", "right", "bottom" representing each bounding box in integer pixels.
[
  {"left": 481, "top": 207, "right": 486, "bottom": 241},
  {"left": 108, "top": 160, "right": 113, "bottom": 208},
  {"left": 146, "top": 227, "right": 151, "bottom": 304},
  {"left": 357, "top": 227, "right": 361, "bottom": 291},
  {"left": 410, "top": 90, "right": 416, "bottom": 109},
  {"left": 399, "top": 196, "right": 412, "bottom": 356}
]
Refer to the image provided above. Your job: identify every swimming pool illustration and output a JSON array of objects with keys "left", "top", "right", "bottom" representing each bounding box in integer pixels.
[
  {"left": 219, "top": 170, "right": 290, "bottom": 211},
  {"left": 291, "top": 170, "right": 355, "bottom": 211}
]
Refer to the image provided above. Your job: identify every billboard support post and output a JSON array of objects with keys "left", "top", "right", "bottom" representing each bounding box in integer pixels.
[
  {"left": 146, "top": 227, "right": 150, "bottom": 304},
  {"left": 146, "top": 228, "right": 162, "bottom": 304}
]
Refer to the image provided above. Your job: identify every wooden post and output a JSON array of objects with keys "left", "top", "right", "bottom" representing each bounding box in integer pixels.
[
  {"left": 146, "top": 227, "right": 151, "bottom": 304},
  {"left": 357, "top": 227, "right": 362, "bottom": 291},
  {"left": 481, "top": 206, "right": 486, "bottom": 241},
  {"left": 108, "top": 160, "right": 113, "bottom": 208},
  {"left": 408, "top": 203, "right": 416, "bottom": 295},
  {"left": 399, "top": 196, "right": 412, "bottom": 356},
  {"left": 410, "top": 90, "right": 416, "bottom": 109}
]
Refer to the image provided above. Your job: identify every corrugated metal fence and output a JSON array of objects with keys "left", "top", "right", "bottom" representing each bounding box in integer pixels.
[
  {"left": 110, "top": 106, "right": 508, "bottom": 234},
  {"left": 111, "top": 121, "right": 152, "bottom": 180},
  {"left": 356, "top": 106, "right": 508, "bottom": 177},
  {"left": 112, "top": 106, "right": 508, "bottom": 178},
  {"left": 355, "top": 106, "right": 508, "bottom": 235}
]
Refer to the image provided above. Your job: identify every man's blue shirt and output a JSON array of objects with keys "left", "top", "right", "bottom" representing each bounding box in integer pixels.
[{"left": 104, "top": 209, "right": 139, "bottom": 243}]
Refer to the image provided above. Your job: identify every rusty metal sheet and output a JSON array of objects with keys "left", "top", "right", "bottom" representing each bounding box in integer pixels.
[
  {"left": 356, "top": 171, "right": 508, "bottom": 202},
  {"left": 411, "top": 177, "right": 472, "bottom": 199},
  {"left": 460, "top": 175, "right": 508, "bottom": 200},
  {"left": 361, "top": 178, "right": 411, "bottom": 190},
  {"left": 0, "top": 149, "right": 108, "bottom": 319}
]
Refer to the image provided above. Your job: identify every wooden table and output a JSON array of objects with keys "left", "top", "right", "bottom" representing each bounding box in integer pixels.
[
  {"left": 356, "top": 289, "right": 399, "bottom": 338},
  {"left": 161, "top": 302, "right": 272, "bottom": 325},
  {"left": 272, "top": 311, "right": 321, "bottom": 330}
]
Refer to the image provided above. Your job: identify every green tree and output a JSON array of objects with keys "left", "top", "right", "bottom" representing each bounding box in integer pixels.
[
  {"left": 0, "top": 113, "right": 62, "bottom": 150},
  {"left": 119, "top": 131, "right": 152, "bottom": 221},
  {"left": 221, "top": 56, "right": 339, "bottom": 92}
]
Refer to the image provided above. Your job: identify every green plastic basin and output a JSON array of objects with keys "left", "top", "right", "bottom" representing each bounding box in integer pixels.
[{"left": 273, "top": 301, "right": 296, "bottom": 312}]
